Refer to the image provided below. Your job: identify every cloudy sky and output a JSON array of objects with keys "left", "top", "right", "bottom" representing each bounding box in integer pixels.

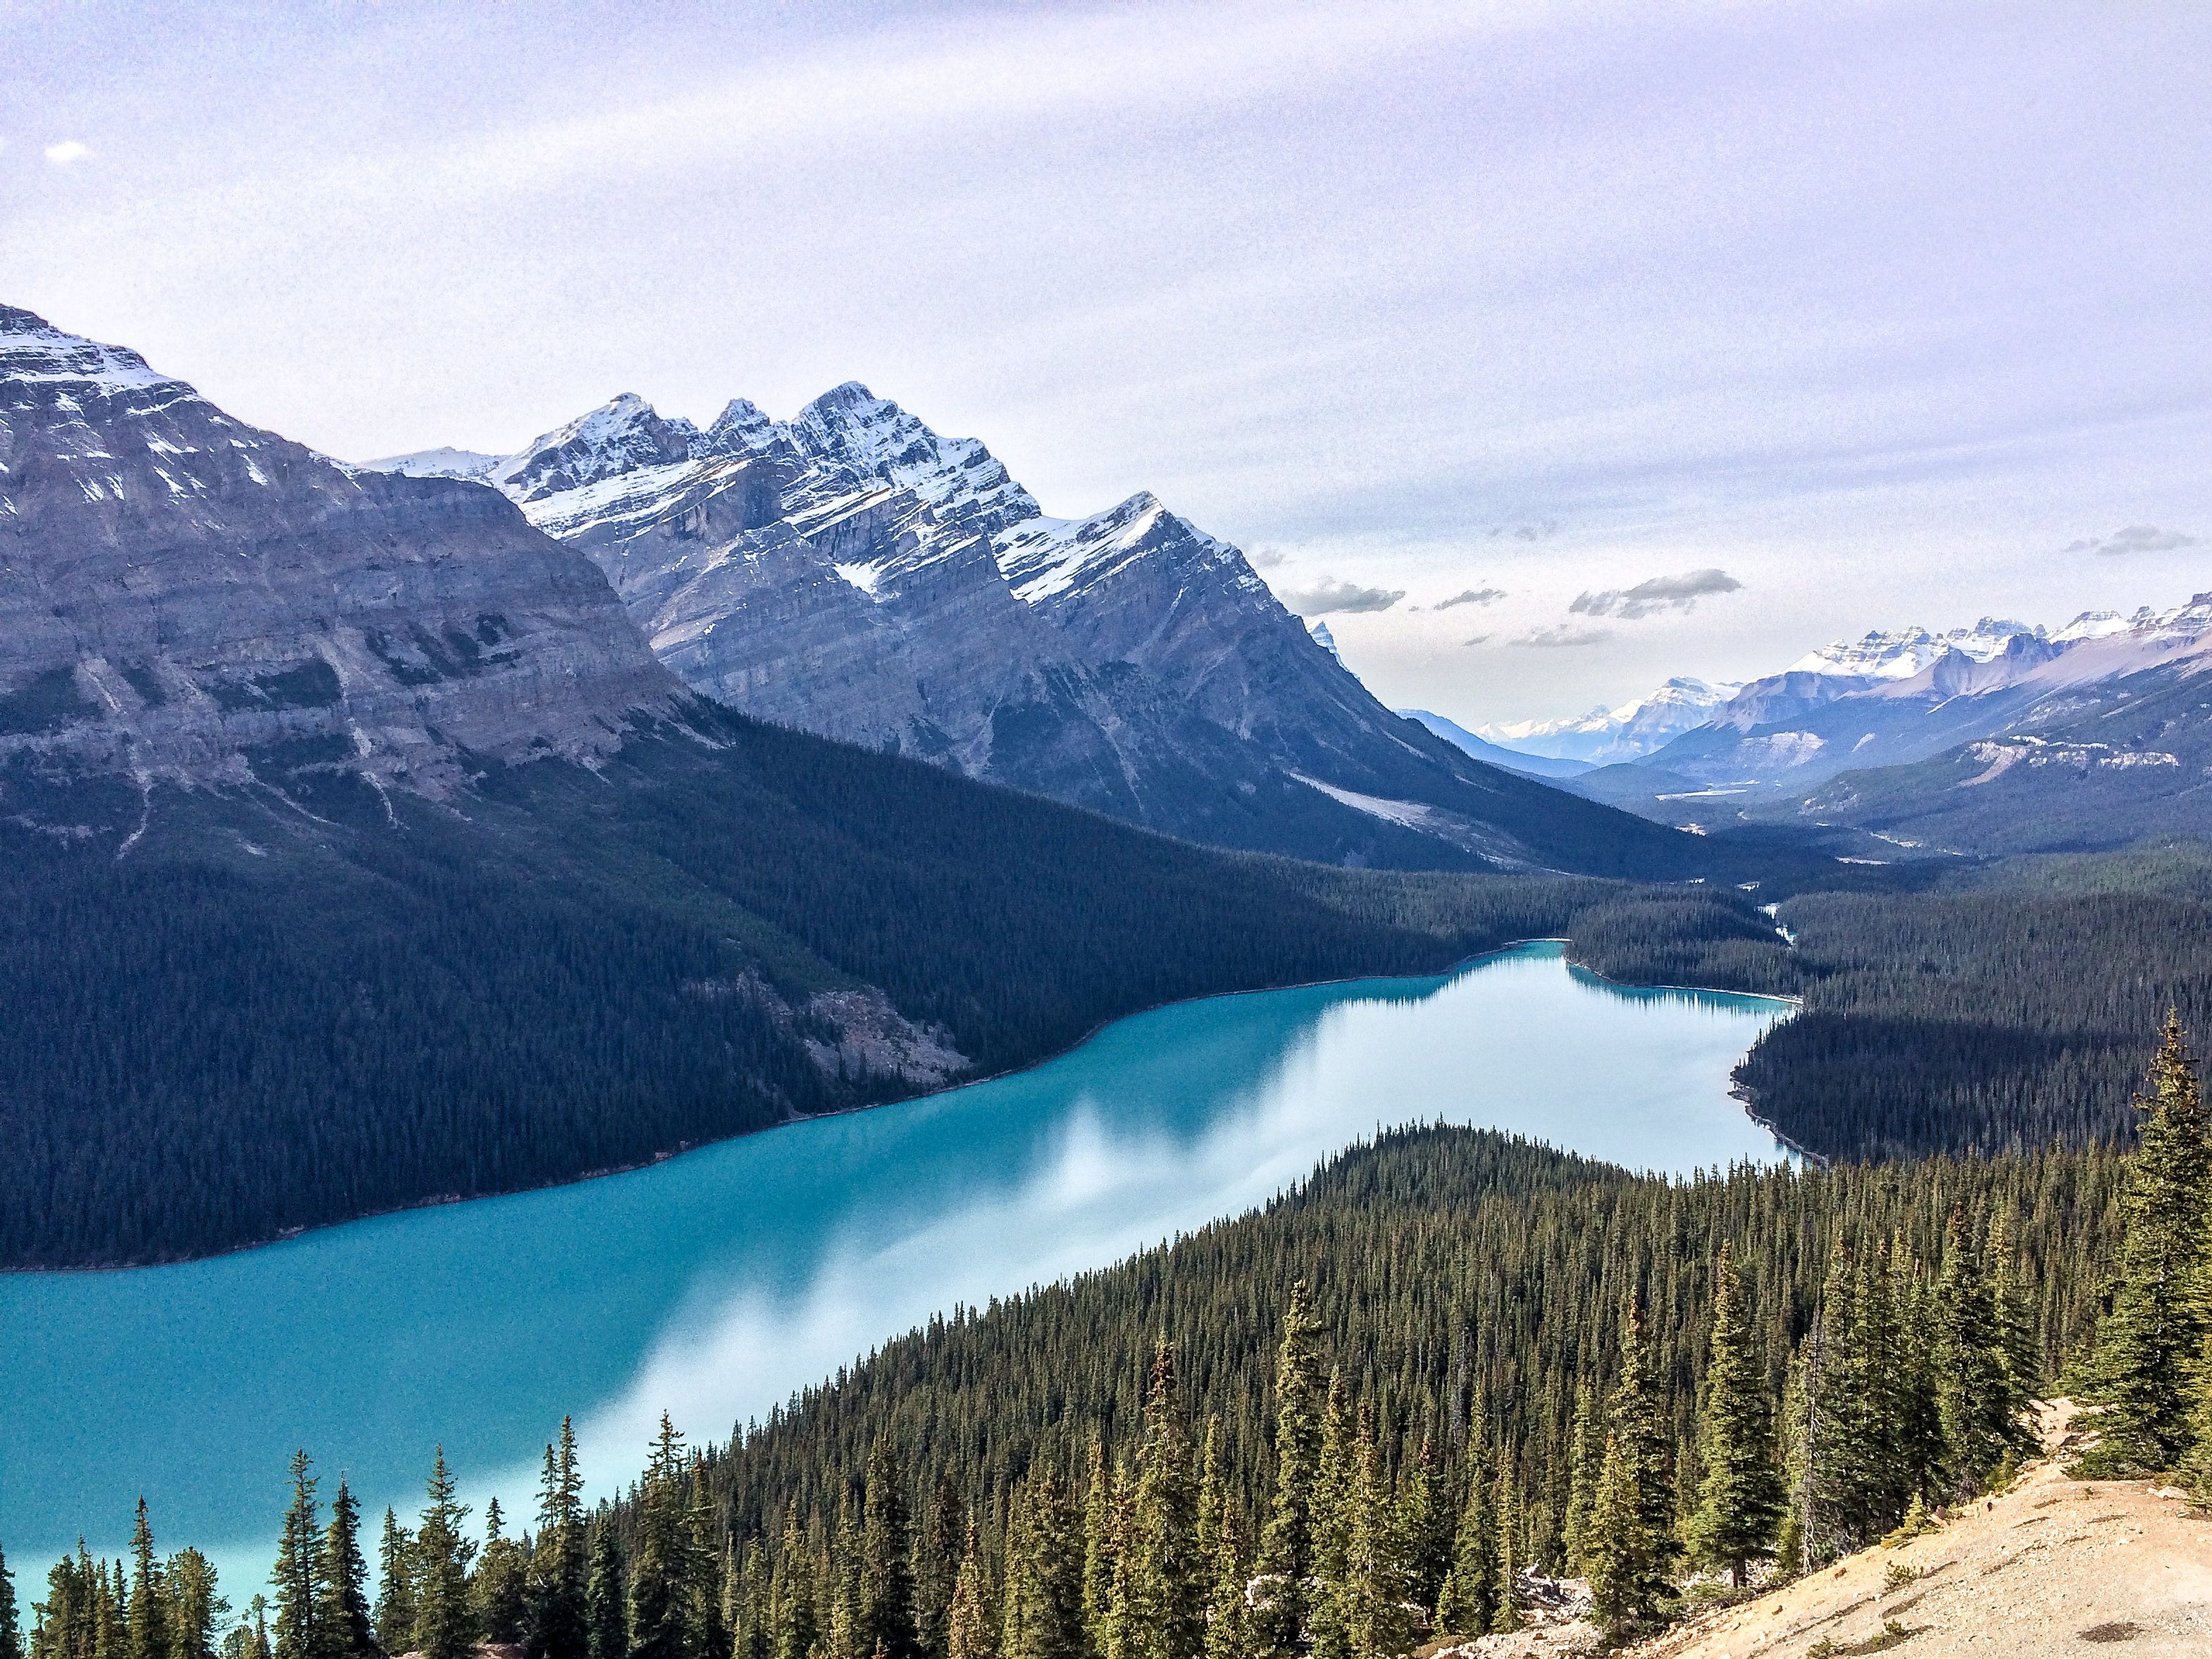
[{"left": 8, "top": 0, "right": 2209, "bottom": 724}]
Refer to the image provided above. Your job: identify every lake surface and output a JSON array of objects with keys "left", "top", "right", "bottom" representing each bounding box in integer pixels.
[{"left": 0, "top": 943, "right": 1788, "bottom": 1587}]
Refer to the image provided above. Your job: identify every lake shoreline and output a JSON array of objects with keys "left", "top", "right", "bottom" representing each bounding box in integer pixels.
[{"left": 6, "top": 940, "right": 1798, "bottom": 1277}]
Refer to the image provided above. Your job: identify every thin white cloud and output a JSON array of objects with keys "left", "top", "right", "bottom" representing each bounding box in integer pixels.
[
  {"left": 1436, "top": 586, "right": 1506, "bottom": 610},
  {"left": 2065, "top": 524, "right": 2198, "bottom": 556},
  {"left": 43, "top": 140, "right": 92, "bottom": 166},
  {"left": 1512, "top": 623, "right": 1613, "bottom": 649},
  {"left": 1571, "top": 568, "right": 1742, "bottom": 620},
  {"left": 1279, "top": 576, "right": 1405, "bottom": 616}
]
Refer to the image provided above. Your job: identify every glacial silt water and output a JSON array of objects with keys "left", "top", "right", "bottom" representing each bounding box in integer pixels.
[{"left": 0, "top": 943, "right": 1789, "bottom": 1583}]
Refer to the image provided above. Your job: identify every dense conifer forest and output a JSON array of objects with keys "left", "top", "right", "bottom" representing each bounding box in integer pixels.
[
  {"left": 25, "top": 1030, "right": 2212, "bottom": 1659},
  {"left": 8, "top": 690, "right": 2212, "bottom": 1272}
]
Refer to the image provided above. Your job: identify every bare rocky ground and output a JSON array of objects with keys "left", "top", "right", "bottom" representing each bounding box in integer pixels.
[
  {"left": 1429, "top": 1400, "right": 2212, "bottom": 1659},
  {"left": 1622, "top": 1401, "right": 2211, "bottom": 1659}
]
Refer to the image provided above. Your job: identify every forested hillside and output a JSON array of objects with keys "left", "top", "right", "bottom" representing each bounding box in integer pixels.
[
  {"left": 24, "top": 1114, "right": 2185, "bottom": 1659},
  {"left": 8, "top": 699, "right": 1822, "bottom": 1271}
]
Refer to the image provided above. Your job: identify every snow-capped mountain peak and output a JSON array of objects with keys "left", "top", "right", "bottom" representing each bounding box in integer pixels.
[
  {"left": 0, "top": 303, "right": 179, "bottom": 397},
  {"left": 787, "top": 383, "right": 1039, "bottom": 535},
  {"left": 1476, "top": 676, "right": 1739, "bottom": 765},
  {"left": 1786, "top": 618, "right": 2044, "bottom": 679},
  {"left": 492, "top": 393, "right": 702, "bottom": 503}
]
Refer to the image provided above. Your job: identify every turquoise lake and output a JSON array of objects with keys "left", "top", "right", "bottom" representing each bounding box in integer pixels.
[{"left": 0, "top": 942, "right": 1789, "bottom": 1588}]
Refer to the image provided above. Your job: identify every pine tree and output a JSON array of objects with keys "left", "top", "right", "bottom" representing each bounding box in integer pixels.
[
  {"left": 943, "top": 1527, "right": 993, "bottom": 1659},
  {"left": 1607, "top": 1301, "right": 1676, "bottom": 1608},
  {"left": 585, "top": 1528, "right": 626, "bottom": 1659},
  {"left": 1581, "top": 1434, "right": 1650, "bottom": 1640},
  {"left": 473, "top": 1498, "right": 528, "bottom": 1647},
  {"left": 168, "top": 1550, "right": 225, "bottom": 1659},
  {"left": 526, "top": 1422, "right": 590, "bottom": 1659},
  {"left": 684, "top": 1463, "right": 726, "bottom": 1659},
  {"left": 373, "top": 1512, "right": 416, "bottom": 1657},
  {"left": 2089, "top": 1012, "right": 2212, "bottom": 1474},
  {"left": 830, "top": 1486, "right": 862, "bottom": 1659},
  {"left": 1686, "top": 1246, "right": 1787, "bottom": 1586},
  {"left": 772, "top": 1508, "right": 816, "bottom": 1659},
  {"left": 1000, "top": 1467, "right": 1082, "bottom": 1659},
  {"left": 1200, "top": 1510, "right": 1249, "bottom": 1659},
  {"left": 628, "top": 1419, "right": 690, "bottom": 1659},
  {"left": 1194, "top": 1422, "right": 1224, "bottom": 1574},
  {"left": 1080, "top": 1439, "right": 1113, "bottom": 1648},
  {"left": 1309, "top": 1377, "right": 1353, "bottom": 1596},
  {"left": 128, "top": 1500, "right": 170, "bottom": 1659},
  {"left": 1331, "top": 1419, "right": 1410, "bottom": 1659},
  {"left": 413, "top": 1450, "right": 476, "bottom": 1659},
  {"left": 1934, "top": 1207, "right": 2025, "bottom": 1499},
  {"left": 1432, "top": 1441, "right": 1495, "bottom": 1639},
  {"left": 1394, "top": 1439, "right": 1449, "bottom": 1617},
  {"left": 1560, "top": 1381, "right": 1603, "bottom": 1574},
  {"left": 271, "top": 1455, "right": 325, "bottom": 1659},
  {"left": 1254, "top": 1284, "right": 1323, "bottom": 1659},
  {"left": 1128, "top": 1343, "right": 1203, "bottom": 1659},
  {"left": 859, "top": 1440, "right": 919, "bottom": 1659},
  {"left": 318, "top": 1483, "right": 375, "bottom": 1659},
  {"left": 918, "top": 1472, "right": 964, "bottom": 1659},
  {"left": 1486, "top": 1467, "right": 1518, "bottom": 1637}
]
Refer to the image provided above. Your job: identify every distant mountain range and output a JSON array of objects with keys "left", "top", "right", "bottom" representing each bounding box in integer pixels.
[
  {"left": 1472, "top": 677, "right": 1743, "bottom": 766},
  {"left": 1489, "top": 609, "right": 2212, "bottom": 854},
  {"left": 369, "top": 386, "right": 1717, "bottom": 876}
]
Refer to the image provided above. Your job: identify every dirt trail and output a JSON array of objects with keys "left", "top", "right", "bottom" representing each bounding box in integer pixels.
[{"left": 1615, "top": 1403, "right": 2212, "bottom": 1659}]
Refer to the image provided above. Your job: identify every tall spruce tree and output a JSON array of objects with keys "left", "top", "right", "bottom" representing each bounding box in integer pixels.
[
  {"left": 1686, "top": 1246, "right": 1786, "bottom": 1586},
  {"left": 1329, "top": 1420, "right": 1410, "bottom": 1659},
  {"left": 318, "top": 1483, "right": 375, "bottom": 1659},
  {"left": 1129, "top": 1343, "right": 1203, "bottom": 1659},
  {"left": 918, "top": 1472, "right": 963, "bottom": 1659},
  {"left": 1000, "top": 1466, "right": 1082, "bottom": 1659},
  {"left": 373, "top": 1512, "right": 416, "bottom": 1657},
  {"left": 1433, "top": 1441, "right": 1495, "bottom": 1639},
  {"left": 627, "top": 1419, "right": 690, "bottom": 1659},
  {"left": 526, "top": 1422, "right": 590, "bottom": 1659},
  {"left": 271, "top": 1456, "right": 324, "bottom": 1659},
  {"left": 1582, "top": 1434, "right": 1651, "bottom": 1640},
  {"left": 1255, "top": 1285, "right": 1323, "bottom": 1659},
  {"left": 413, "top": 1450, "right": 476, "bottom": 1659},
  {"left": 2089, "top": 1012, "right": 2212, "bottom": 1474},
  {"left": 773, "top": 1507, "right": 817, "bottom": 1659},
  {"left": 1395, "top": 1439, "right": 1450, "bottom": 1617},
  {"left": 128, "top": 1500, "right": 170, "bottom": 1659},
  {"left": 1607, "top": 1301, "right": 1676, "bottom": 1609},
  {"left": 585, "top": 1528, "right": 626, "bottom": 1659},
  {"left": 1933, "top": 1207, "right": 2025, "bottom": 1499},
  {"left": 168, "top": 1550, "right": 225, "bottom": 1659},
  {"left": 1080, "top": 1439, "right": 1114, "bottom": 1647},
  {"left": 859, "top": 1440, "right": 919, "bottom": 1659},
  {"left": 1486, "top": 1467, "right": 1519, "bottom": 1637},
  {"left": 473, "top": 1498, "right": 528, "bottom": 1648},
  {"left": 943, "top": 1526, "right": 993, "bottom": 1659}
]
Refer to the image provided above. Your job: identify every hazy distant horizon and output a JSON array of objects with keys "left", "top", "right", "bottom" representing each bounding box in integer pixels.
[{"left": 9, "top": 0, "right": 2208, "bottom": 723}]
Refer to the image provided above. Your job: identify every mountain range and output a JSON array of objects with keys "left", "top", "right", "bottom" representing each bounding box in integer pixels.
[
  {"left": 4, "top": 302, "right": 1803, "bottom": 1267},
  {"left": 1491, "top": 608, "right": 2212, "bottom": 854},
  {"left": 368, "top": 387, "right": 1714, "bottom": 876}
]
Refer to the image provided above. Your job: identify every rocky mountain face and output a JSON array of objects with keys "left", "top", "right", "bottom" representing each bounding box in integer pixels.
[
  {"left": 0, "top": 306, "right": 676, "bottom": 814},
  {"left": 378, "top": 386, "right": 1706, "bottom": 874}
]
